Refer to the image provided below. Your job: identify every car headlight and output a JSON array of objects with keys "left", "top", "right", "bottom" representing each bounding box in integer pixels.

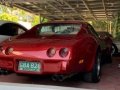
[
  {"left": 47, "top": 48, "right": 56, "bottom": 57},
  {"left": 59, "top": 48, "right": 69, "bottom": 58},
  {"left": 5, "top": 47, "right": 14, "bottom": 55}
]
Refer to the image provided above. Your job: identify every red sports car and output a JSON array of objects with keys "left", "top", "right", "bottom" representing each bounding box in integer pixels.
[{"left": 0, "top": 21, "right": 112, "bottom": 83}]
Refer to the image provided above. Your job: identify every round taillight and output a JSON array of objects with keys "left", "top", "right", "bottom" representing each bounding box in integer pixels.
[
  {"left": 47, "top": 48, "right": 56, "bottom": 57},
  {"left": 5, "top": 47, "right": 14, "bottom": 55},
  {"left": 59, "top": 48, "right": 69, "bottom": 58}
]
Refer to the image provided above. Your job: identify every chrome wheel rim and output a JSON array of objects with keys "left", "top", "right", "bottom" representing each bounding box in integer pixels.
[
  {"left": 111, "top": 46, "right": 115, "bottom": 55},
  {"left": 97, "top": 54, "right": 101, "bottom": 79}
]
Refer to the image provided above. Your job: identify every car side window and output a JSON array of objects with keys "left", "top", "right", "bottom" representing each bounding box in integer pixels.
[
  {"left": 0, "top": 23, "right": 26, "bottom": 36},
  {"left": 15, "top": 24, "right": 26, "bottom": 34},
  {"left": 10, "top": 23, "right": 26, "bottom": 35},
  {"left": 0, "top": 23, "right": 17, "bottom": 36}
]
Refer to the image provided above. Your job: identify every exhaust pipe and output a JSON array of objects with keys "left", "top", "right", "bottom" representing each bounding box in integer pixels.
[
  {"left": 0, "top": 69, "right": 4, "bottom": 75},
  {"left": 0, "top": 69, "right": 9, "bottom": 75},
  {"left": 51, "top": 75, "right": 58, "bottom": 81},
  {"left": 57, "top": 75, "right": 67, "bottom": 82},
  {"left": 0, "top": 69, "right": 2, "bottom": 75},
  {"left": 52, "top": 74, "right": 72, "bottom": 82},
  {"left": 3, "top": 70, "right": 9, "bottom": 75}
]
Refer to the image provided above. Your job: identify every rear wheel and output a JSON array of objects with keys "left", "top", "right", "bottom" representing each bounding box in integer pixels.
[{"left": 83, "top": 51, "right": 101, "bottom": 83}]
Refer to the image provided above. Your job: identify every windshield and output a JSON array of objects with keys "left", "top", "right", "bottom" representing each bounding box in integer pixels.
[{"left": 38, "top": 24, "right": 81, "bottom": 35}]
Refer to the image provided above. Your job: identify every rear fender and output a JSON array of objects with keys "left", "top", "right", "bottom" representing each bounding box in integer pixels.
[{"left": 84, "top": 39, "right": 100, "bottom": 72}]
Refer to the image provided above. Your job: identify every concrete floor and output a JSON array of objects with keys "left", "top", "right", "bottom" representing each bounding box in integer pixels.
[{"left": 0, "top": 57, "right": 120, "bottom": 90}]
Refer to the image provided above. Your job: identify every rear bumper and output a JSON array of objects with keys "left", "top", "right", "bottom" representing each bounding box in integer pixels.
[
  {"left": 14, "top": 58, "right": 69, "bottom": 75},
  {"left": 0, "top": 56, "right": 14, "bottom": 71},
  {"left": 0, "top": 56, "right": 84, "bottom": 75}
]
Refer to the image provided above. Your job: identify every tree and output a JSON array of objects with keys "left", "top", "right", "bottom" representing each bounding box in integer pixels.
[
  {"left": 0, "top": 5, "right": 48, "bottom": 26},
  {"left": 92, "top": 20, "right": 107, "bottom": 31},
  {"left": 32, "top": 15, "right": 48, "bottom": 26},
  {"left": 32, "top": 15, "right": 40, "bottom": 26},
  {"left": 0, "top": 13, "right": 18, "bottom": 22}
]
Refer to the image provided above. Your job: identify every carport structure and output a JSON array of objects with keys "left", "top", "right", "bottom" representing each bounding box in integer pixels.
[
  {"left": 0, "top": 0, "right": 120, "bottom": 90},
  {"left": 0, "top": 0, "right": 120, "bottom": 21}
]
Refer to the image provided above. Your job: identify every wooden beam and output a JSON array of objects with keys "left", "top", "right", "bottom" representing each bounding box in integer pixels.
[
  {"left": 46, "top": 2, "right": 66, "bottom": 20},
  {"left": 0, "top": 0, "right": 46, "bottom": 3},
  {"left": 32, "top": 3, "right": 52, "bottom": 14},
  {"left": 14, "top": 4, "right": 38, "bottom": 14},
  {"left": 61, "top": 0, "right": 86, "bottom": 21},
  {"left": 14, "top": 4, "right": 52, "bottom": 20},
  {"left": 31, "top": 3, "right": 60, "bottom": 20},
  {"left": 81, "top": 0, "right": 96, "bottom": 20},
  {"left": 102, "top": 0, "right": 108, "bottom": 20}
]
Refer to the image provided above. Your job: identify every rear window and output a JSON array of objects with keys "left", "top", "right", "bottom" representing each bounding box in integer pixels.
[{"left": 38, "top": 24, "right": 81, "bottom": 35}]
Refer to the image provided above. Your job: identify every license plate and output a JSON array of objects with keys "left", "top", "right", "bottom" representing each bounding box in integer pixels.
[{"left": 18, "top": 61, "right": 41, "bottom": 72}]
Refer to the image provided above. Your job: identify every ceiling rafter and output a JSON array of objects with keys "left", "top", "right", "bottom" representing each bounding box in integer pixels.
[
  {"left": 32, "top": 3, "right": 52, "bottom": 14},
  {"left": 102, "top": 0, "right": 108, "bottom": 20},
  {"left": 31, "top": 3, "right": 60, "bottom": 20},
  {"left": 81, "top": 0, "right": 97, "bottom": 20},
  {"left": 61, "top": 0, "right": 86, "bottom": 21},
  {"left": 0, "top": 0, "right": 119, "bottom": 21},
  {"left": 14, "top": 4, "right": 53, "bottom": 20},
  {"left": 14, "top": 4, "right": 38, "bottom": 14},
  {"left": 46, "top": 2, "right": 73, "bottom": 20}
]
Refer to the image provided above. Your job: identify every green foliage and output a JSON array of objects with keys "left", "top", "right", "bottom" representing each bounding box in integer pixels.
[
  {"left": 32, "top": 15, "right": 48, "bottom": 26},
  {"left": 43, "top": 18, "right": 48, "bottom": 23},
  {"left": 115, "top": 32, "right": 120, "bottom": 40},
  {"left": 32, "top": 15, "right": 40, "bottom": 26},
  {"left": 0, "top": 13, "right": 18, "bottom": 22},
  {"left": 92, "top": 20, "right": 107, "bottom": 31}
]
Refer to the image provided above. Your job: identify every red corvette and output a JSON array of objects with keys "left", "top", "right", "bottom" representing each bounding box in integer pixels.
[{"left": 0, "top": 21, "right": 112, "bottom": 83}]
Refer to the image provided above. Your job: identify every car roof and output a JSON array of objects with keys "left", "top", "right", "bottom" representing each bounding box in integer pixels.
[
  {"left": 0, "top": 20, "right": 28, "bottom": 31},
  {"left": 0, "top": 20, "right": 25, "bottom": 27},
  {"left": 40, "top": 20, "right": 88, "bottom": 25}
]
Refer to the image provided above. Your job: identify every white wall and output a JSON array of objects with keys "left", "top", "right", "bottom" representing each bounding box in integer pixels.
[{"left": 18, "top": 21, "right": 32, "bottom": 29}]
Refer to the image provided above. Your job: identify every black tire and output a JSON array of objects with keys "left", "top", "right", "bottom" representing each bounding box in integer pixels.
[
  {"left": 111, "top": 43, "right": 118, "bottom": 55},
  {"left": 83, "top": 51, "right": 101, "bottom": 83}
]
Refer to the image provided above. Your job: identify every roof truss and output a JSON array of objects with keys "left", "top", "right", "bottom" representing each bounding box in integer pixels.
[{"left": 1, "top": 0, "right": 120, "bottom": 21}]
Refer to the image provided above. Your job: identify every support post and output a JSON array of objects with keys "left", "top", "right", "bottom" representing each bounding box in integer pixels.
[
  {"left": 39, "top": 14, "right": 41, "bottom": 24},
  {"left": 109, "top": 21, "right": 112, "bottom": 34},
  {"left": 114, "top": 13, "right": 119, "bottom": 37},
  {"left": 39, "top": 14, "right": 45, "bottom": 24},
  {"left": 107, "top": 21, "right": 109, "bottom": 32}
]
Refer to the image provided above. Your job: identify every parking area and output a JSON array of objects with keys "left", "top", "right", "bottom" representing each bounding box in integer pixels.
[
  {"left": 0, "top": 56, "right": 120, "bottom": 90},
  {"left": 0, "top": 1, "right": 120, "bottom": 90}
]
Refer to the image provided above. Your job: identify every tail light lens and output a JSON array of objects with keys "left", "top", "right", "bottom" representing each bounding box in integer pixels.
[
  {"left": 5, "top": 47, "right": 14, "bottom": 55},
  {"left": 47, "top": 48, "right": 56, "bottom": 57},
  {"left": 59, "top": 48, "right": 69, "bottom": 58}
]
